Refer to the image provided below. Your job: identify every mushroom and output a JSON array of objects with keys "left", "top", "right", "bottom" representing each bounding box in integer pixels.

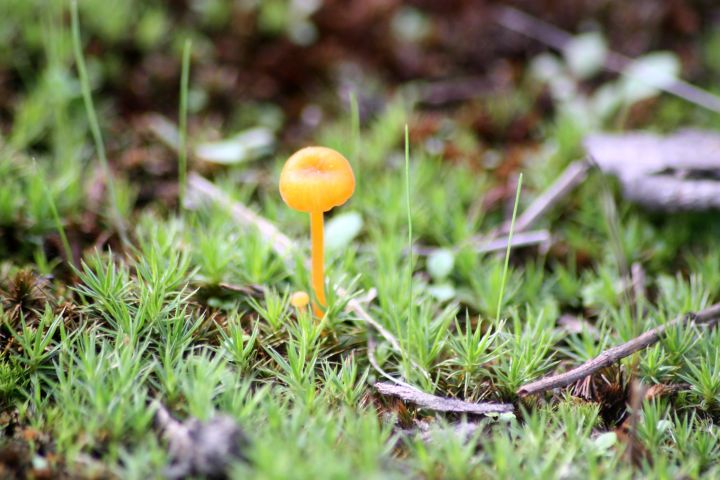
[
  {"left": 279, "top": 147, "right": 355, "bottom": 316},
  {"left": 290, "top": 291, "right": 310, "bottom": 312}
]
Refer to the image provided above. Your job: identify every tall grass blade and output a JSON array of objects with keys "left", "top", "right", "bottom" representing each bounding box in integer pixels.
[
  {"left": 350, "top": 91, "right": 360, "bottom": 161},
  {"left": 70, "top": 0, "right": 128, "bottom": 245},
  {"left": 405, "top": 124, "right": 413, "bottom": 322},
  {"left": 178, "top": 39, "right": 192, "bottom": 206},
  {"left": 496, "top": 173, "right": 523, "bottom": 322},
  {"left": 37, "top": 161, "right": 74, "bottom": 266}
]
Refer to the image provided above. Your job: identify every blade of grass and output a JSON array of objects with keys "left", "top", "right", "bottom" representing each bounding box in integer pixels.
[
  {"left": 405, "top": 124, "right": 413, "bottom": 321},
  {"left": 350, "top": 91, "right": 360, "bottom": 161},
  {"left": 596, "top": 166, "right": 633, "bottom": 312},
  {"left": 70, "top": 0, "right": 128, "bottom": 246},
  {"left": 178, "top": 39, "right": 192, "bottom": 206},
  {"left": 402, "top": 125, "right": 430, "bottom": 384},
  {"left": 496, "top": 173, "right": 523, "bottom": 322},
  {"left": 36, "top": 160, "right": 73, "bottom": 266}
]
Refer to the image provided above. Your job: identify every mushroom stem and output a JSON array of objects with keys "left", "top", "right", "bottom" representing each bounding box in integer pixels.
[{"left": 310, "top": 210, "right": 326, "bottom": 316}]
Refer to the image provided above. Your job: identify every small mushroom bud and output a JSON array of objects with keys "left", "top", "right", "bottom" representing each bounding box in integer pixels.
[{"left": 290, "top": 291, "right": 310, "bottom": 311}]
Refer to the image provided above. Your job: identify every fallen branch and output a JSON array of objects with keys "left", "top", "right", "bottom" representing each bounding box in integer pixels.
[
  {"left": 187, "top": 174, "right": 294, "bottom": 257},
  {"left": 630, "top": 262, "right": 647, "bottom": 305},
  {"left": 619, "top": 174, "right": 720, "bottom": 211},
  {"left": 219, "top": 282, "right": 265, "bottom": 298},
  {"left": 375, "top": 382, "right": 513, "bottom": 415},
  {"left": 186, "top": 173, "right": 427, "bottom": 378},
  {"left": 367, "top": 336, "right": 415, "bottom": 389},
  {"left": 416, "top": 229, "right": 551, "bottom": 256},
  {"left": 585, "top": 130, "right": 720, "bottom": 211},
  {"left": 476, "top": 228, "right": 551, "bottom": 254},
  {"left": 518, "top": 302, "right": 720, "bottom": 397}
]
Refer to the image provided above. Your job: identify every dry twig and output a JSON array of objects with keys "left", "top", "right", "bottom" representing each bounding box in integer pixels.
[
  {"left": 366, "top": 325, "right": 510, "bottom": 417},
  {"left": 504, "top": 160, "right": 590, "bottom": 234},
  {"left": 630, "top": 262, "right": 647, "bottom": 306},
  {"left": 585, "top": 130, "right": 720, "bottom": 211},
  {"left": 187, "top": 174, "right": 294, "bottom": 256},
  {"left": 366, "top": 336, "right": 414, "bottom": 389},
  {"left": 518, "top": 303, "right": 720, "bottom": 397},
  {"left": 375, "top": 382, "right": 513, "bottom": 415},
  {"left": 416, "top": 229, "right": 551, "bottom": 257}
]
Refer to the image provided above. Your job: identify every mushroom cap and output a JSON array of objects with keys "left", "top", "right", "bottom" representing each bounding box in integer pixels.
[
  {"left": 279, "top": 146, "right": 355, "bottom": 212},
  {"left": 290, "top": 291, "right": 310, "bottom": 308}
]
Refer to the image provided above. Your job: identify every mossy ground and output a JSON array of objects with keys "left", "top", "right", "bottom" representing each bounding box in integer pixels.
[{"left": 2, "top": 1, "right": 720, "bottom": 479}]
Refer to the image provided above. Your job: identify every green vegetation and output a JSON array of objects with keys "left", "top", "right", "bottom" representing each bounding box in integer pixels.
[{"left": 2, "top": 1, "right": 720, "bottom": 479}]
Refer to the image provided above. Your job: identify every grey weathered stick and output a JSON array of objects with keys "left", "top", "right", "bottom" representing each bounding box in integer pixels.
[
  {"left": 504, "top": 160, "right": 590, "bottom": 234},
  {"left": 416, "top": 229, "right": 551, "bottom": 256},
  {"left": 187, "top": 173, "right": 294, "bottom": 257},
  {"left": 367, "top": 337, "right": 415, "bottom": 389},
  {"left": 186, "top": 173, "right": 426, "bottom": 377},
  {"left": 630, "top": 262, "right": 646, "bottom": 305},
  {"left": 622, "top": 175, "right": 720, "bottom": 212},
  {"left": 585, "top": 130, "right": 720, "bottom": 211},
  {"left": 518, "top": 302, "right": 720, "bottom": 397},
  {"left": 493, "top": 5, "right": 720, "bottom": 114},
  {"left": 475, "top": 229, "right": 552, "bottom": 253},
  {"left": 375, "top": 382, "right": 514, "bottom": 415}
]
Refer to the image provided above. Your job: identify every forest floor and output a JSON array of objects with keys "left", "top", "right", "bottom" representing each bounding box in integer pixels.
[{"left": 2, "top": 1, "right": 720, "bottom": 478}]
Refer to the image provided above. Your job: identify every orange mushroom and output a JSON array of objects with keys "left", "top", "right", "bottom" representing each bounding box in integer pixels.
[{"left": 279, "top": 147, "right": 355, "bottom": 316}]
